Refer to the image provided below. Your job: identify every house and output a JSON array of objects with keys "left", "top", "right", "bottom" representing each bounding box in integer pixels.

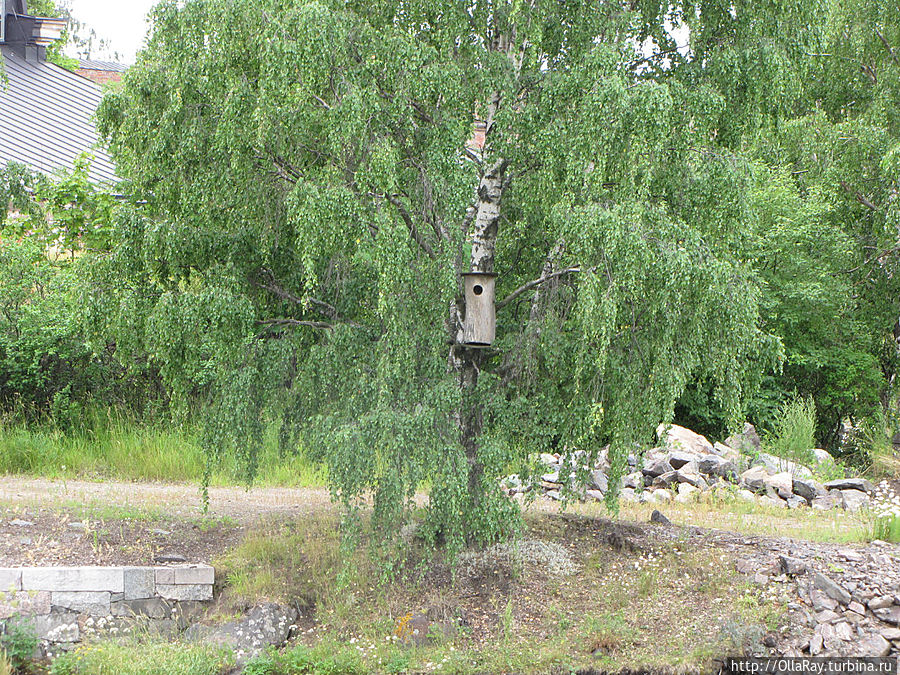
[
  {"left": 0, "top": 0, "right": 118, "bottom": 184},
  {"left": 76, "top": 59, "right": 126, "bottom": 86}
]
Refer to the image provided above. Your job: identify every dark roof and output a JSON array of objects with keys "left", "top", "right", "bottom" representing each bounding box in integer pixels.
[
  {"left": 77, "top": 58, "right": 127, "bottom": 73},
  {"left": 0, "top": 47, "right": 118, "bottom": 184}
]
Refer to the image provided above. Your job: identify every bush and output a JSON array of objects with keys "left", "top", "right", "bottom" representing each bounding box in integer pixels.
[
  {"left": 0, "top": 619, "right": 38, "bottom": 674},
  {"left": 764, "top": 396, "right": 817, "bottom": 467}
]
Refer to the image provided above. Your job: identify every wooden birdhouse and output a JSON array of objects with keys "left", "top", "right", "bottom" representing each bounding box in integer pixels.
[{"left": 462, "top": 272, "right": 497, "bottom": 346}]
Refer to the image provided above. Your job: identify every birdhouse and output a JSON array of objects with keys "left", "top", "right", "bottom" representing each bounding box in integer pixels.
[{"left": 462, "top": 272, "right": 497, "bottom": 347}]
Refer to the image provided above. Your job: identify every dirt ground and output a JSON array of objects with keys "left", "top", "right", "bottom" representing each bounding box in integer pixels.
[{"left": 0, "top": 477, "right": 335, "bottom": 566}]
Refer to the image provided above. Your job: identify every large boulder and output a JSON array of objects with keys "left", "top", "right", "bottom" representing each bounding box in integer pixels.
[
  {"left": 698, "top": 454, "right": 737, "bottom": 480},
  {"left": 589, "top": 470, "right": 608, "bottom": 493},
  {"left": 839, "top": 489, "right": 871, "bottom": 512},
  {"left": 812, "top": 448, "right": 834, "bottom": 465},
  {"left": 667, "top": 451, "right": 698, "bottom": 470},
  {"left": 675, "top": 468, "right": 708, "bottom": 489},
  {"left": 792, "top": 477, "right": 826, "bottom": 502},
  {"left": 824, "top": 478, "right": 875, "bottom": 495},
  {"left": 186, "top": 603, "right": 298, "bottom": 663},
  {"left": 763, "top": 471, "right": 794, "bottom": 500},
  {"left": 657, "top": 424, "right": 715, "bottom": 456},
  {"left": 642, "top": 456, "right": 674, "bottom": 478},
  {"left": 725, "top": 422, "right": 761, "bottom": 454},
  {"left": 740, "top": 465, "right": 772, "bottom": 492}
]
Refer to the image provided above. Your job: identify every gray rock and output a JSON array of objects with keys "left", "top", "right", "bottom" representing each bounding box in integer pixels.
[
  {"left": 620, "top": 488, "right": 638, "bottom": 502},
  {"left": 741, "top": 466, "right": 772, "bottom": 491},
  {"left": 763, "top": 471, "right": 794, "bottom": 499},
  {"left": 652, "top": 471, "right": 679, "bottom": 488},
  {"left": 8, "top": 519, "right": 32, "bottom": 527},
  {"left": 650, "top": 510, "right": 671, "bottom": 525},
  {"left": 879, "top": 627, "right": 900, "bottom": 641},
  {"left": 735, "top": 489, "right": 757, "bottom": 502},
  {"left": 150, "top": 529, "right": 172, "bottom": 536},
  {"left": 589, "top": 470, "right": 608, "bottom": 493},
  {"left": 814, "top": 573, "right": 851, "bottom": 606},
  {"left": 873, "top": 607, "right": 900, "bottom": 625},
  {"left": 823, "top": 478, "right": 876, "bottom": 495},
  {"left": 539, "top": 453, "right": 558, "bottom": 466},
  {"left": 67, "top": 522, "right": 86, "bottom": 532},
  {"left": 643, "top": 457, "right": 674, "bottom": 478},
  {"left": 812, "top": 448, "right": 834, "bottom": 465},
  {"left": 811, "top": 493, "right": 840, "bottom": 511},
  {"left": 34, "top": 612, "right": 80, "bottom": 642},
  {"left": 726, "top": 422, "right": 762, "bottom": 454},
  {"left": 815, "top": 609, "right": 840, "bottom": 623},
  {"left": 657, "top": 423, "right": 715, "bottom": 456},
  {"left": 621, "top": 472, "right": 642, "bottom": 489},
  {"left": 857, "top": 634, "right": 891, "bottom": 657},
  {"left": 111, "top": 597, "right": 170, "bottom": 619},
  {"left": 792, "top": 477, "right": 827, "bottom": 502},
  {"left": 839, "top": 490, "right": 870, "bottom": 512},
  {"left": 154, "top": 553, "right": 187, "bottom": 564},
  {"left": 675, "top": 483, "right": 700, "bottom": 502},
  {"left": 847, "top": 601, "right": 866, "bottom": 615},
  {"left": 868, "top": 595, "right": 894, "bottom": 610},
  {"left": 698, "top": 454, "right": 737, "bottom": 479},
  {"left": 675, "top": 469, "right": 707, "bottom": 489},
  {"left": 585, "top": 489, "right": 604, "bottom": 502},
  {"left": 667, "top": 451, "right": 697, "bottom": 470},
  {"left": 51, "top": 591, "right": 111, "bottom": 615},
  {"left": 786, "top": 495, "right": 807, "bottom": 509},
  {"left": 779, "top": 556, "right": 807, "bottom": 576},
  {"left": 188, "top": 603, "right": 297, "bottom": 662},
  {"left": 808, "top": 632, "right": 824, "bottom": 655},
  {"left": 811, "top": 589, "right": 839, "bottom": 612}
]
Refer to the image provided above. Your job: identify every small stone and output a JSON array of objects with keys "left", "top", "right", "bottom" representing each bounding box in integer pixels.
[
  {"left": 675, "top": 482, "right": 700, "bottom": 503},
  {"left": 813, "top": 573, "right": 851, "bottom": 606},
  {"left": 857, "top": 634, "right": 891, "bottom": 657},
  {"left": 753, "top": 572, "right": 769, "bottom": 586},
  {"left": 839, "top": 489, "right": 870, "bottom": 512},
  {"left": 741, "top": 466, "right": 772, "bottom": 491},
  {"left": 589, "top": 470, "right": 608, "bottom": 493},
  {"left": 879, "top": 627, "right": 900, "bottom": 641},
  {"left": 868, "top": 596, "right": 893, "bottom": 610},
  {"left": 650, "top": 510, "right": 671, "bottom": 525},
  {"left": 8, "top": 519, "right": 32, "bottom": 527},
  {"left": 847, "top": 601, "right": 866, "bottom": 615},
  {"left": 792, "top": 477, "right": 827, "bottom": 502},
  {"left": 779, "top": 556, "right": 807, "bottom": 576},
  {"left": 585, "top": 489, "right": 604, "bottom": 502},
  {"left": 763, "top": 634, "right": 777, "bottom": 648},
  {"left": 873, "top": 606, "right": 900, "bottom": 625},
  {"left": 67, "top": 522, "right": 86, "bottom": 532},
  {"left": 811, "top": 589, "right": 839, "bottom": 612},
  {"left": 786, "top": 495, "right": 806, "bottom": 509},
  {"left": 154, "top": 553, "right": 187, "bottom": 564},
  {"left": 150, "top": 529, "right": 172, "bottom": 536},
  {"left": 808, "top": 633, "right": 824, "bottom": 655},
  {"left": 815, "top": 609, "right": 840, "bottom": 623},
  {"left": 619, "top": 488, "right": 638, "bottom": 502},
  {"left": 811, "top": 493, "right": 840, "bottom": 510}
]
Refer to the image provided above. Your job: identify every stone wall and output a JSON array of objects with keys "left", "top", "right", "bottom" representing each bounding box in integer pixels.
[{"left": 0, "top": 565, "right": 214, "bottom": 651}]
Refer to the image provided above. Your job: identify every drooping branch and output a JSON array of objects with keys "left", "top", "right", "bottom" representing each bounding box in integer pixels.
[
  {"left": 840, "top": 180, "right": 878, "bottom": 211},
  {"left": 497, "top": 267, "right": 584, "bottom": 310},
  {"left": 257, "top": 318, "right": 333, "bottom": 330},
  {"left": 384, "top": 193, "right": 437, "bottom": 259},
  {"left": 251, "top": 269, "right": 363, "bottom": 327},
  {"left": 875, "top": 27, "right": 900, "bottom": 66}
]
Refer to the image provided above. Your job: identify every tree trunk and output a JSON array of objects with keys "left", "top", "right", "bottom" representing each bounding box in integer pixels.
[{"left": 449, "top": 159, "right": 507, "bottom": 521}]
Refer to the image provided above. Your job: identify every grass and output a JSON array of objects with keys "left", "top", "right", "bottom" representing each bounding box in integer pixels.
[
  {"left": 194, "top": 507, "right": 784, "bottom": 675},
  {"left": 0, "top": 409, "right": 325, "bottom": 488},
  {"left": 49, "top": 641, "right": 233, "bottom": 675}
]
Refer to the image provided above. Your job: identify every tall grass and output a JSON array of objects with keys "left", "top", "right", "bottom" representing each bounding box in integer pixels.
[
  {"left": 0, "top": 408, "right": 325, "bottom": 487},
  {"left": 763, "top": 396, "right": 817, "bottom": 467}
]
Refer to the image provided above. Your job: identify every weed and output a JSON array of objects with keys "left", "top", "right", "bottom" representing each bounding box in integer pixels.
[
  {"left": 0, "top": 618, "right": 38, "bottom": 673},
  {"left": 763, "top": 396, "right": 816, "bottom": 467},
  {"left": 0, "top": 650, "right": 11, "bottom": 675},
  {"left": 49, "top": 641, "right": 232, "bottom": 675}
]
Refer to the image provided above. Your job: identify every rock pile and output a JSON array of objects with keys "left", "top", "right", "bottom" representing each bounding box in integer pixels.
[
  {"left": 504, "top": 423, "right": 873, "bottom": 512},
  {"left": 723, "top": 536, "right": 900, "bottom": 657}
]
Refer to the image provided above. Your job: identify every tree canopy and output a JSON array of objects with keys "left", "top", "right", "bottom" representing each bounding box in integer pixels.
[{"left": 3, "top": 0, "right": 887, "bottom": 553}]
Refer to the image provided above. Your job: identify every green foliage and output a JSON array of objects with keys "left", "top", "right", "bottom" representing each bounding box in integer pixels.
[
  {"left": 239, "top": 643, "right": 364, "bottom": 675},
  {"left": 763, "top": 397, "right": 817, "bottom": 467},
  {"left": 0, "top": 618, "right": 38, "bottom": 674}
]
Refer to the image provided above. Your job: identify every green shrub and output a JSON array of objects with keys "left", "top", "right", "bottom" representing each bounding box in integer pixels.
[
  {"left": 0, "top": 618, "right": 38, "bottom": 673},
  {"left": 763, "top": 396, "right": 817, "bottom": 467}
]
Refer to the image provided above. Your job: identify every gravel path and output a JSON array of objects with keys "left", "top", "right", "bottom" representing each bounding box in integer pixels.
[{"left": 0, "top": 477, "right": 335, "bottom": 523}]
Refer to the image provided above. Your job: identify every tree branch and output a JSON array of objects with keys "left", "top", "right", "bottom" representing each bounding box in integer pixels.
[
  {"left": 840, "top": 180, "right": 878, "bottom": 211},
  {"left": 384, "top": 193, "right": 437, "bottom": 259},
  {"left": 497, "top": 266, "right": 584, "bottom": 310},
  {"left": 875, "top": 27, "right": 900, "bottom": 65},
  {"left": 257, "top": 318, "right": 333, "bottom": 330}
]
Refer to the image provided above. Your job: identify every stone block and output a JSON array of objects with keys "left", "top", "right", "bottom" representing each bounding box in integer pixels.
[
  {"left": 50, "top": 591, "right": 111, "bottom": 615},
  {"left": 155, "top": 568, "right": 175, "bottom": 585},
  {"left": 22, "top": 567, "right": 124, "bottom": 592},
  {"left": 124, "top": 567, "right": 155, "bottom": 600},
  {"left": 173, "top": 565, "right": 215, "bottom": 585},
  {"left": 0, "top": 569, "right": 22, "bottom": 592},
  {"left": 0, "top": 590, "right": 51, "bottom": 619},
  {"left": 34, "top": 612, "right": 79, "bottom": 642},
  {"left": 111, "top": 597, "right": 170, "bottom": 619},
  {"left": 156, "top": 583, "right": 212, "bottom": 601}
]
